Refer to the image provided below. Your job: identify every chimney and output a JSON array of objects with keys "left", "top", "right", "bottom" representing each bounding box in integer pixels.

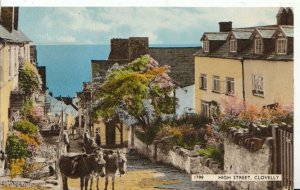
[
  {"left": 285, "top": 7, "right": 293, "bottom": 25},
  {"left": 219, "top": 21, "right": 232, "bottom": 32},
  {"left": 0, "top": 7, "right": 18, "bottom": 32}
]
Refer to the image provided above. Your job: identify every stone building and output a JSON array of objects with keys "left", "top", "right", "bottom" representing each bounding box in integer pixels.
[
  {"left": 0, "top": 7, "right": 34, "bottom": 174},
  {"left": 90, "top": 37, "right": 199, "bottom": 146},
  {"left": 194, "top": 7, "right": 293, "bottom": 117}
]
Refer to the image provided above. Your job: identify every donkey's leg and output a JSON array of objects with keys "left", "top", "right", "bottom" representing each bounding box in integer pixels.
[
  {"left": 80, "top": 177, "right": 84, "bottom": 190},
  {"left": 90, "top": 174, "right": 94, "bottom": 190},
  {"left": 62, "top": 174, "right": 68, "bottom": 190},
  {"left": 112, "top": 175, "right": 115, "bottom": 190},
  {"left": 85, "top": 176, "right": 89, "bottom": 190},
  {"left": 104, "top": 176, "right": 108, "bottom": 190},
  {"left": 96, "top": 175, "right": 100, "bottom": 190}
]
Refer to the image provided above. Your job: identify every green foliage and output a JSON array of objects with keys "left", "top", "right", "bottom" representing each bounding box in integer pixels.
[
  {"left": 13, "top": 120, "right": 38, "bottom": 134},
  {"left": 6, "top": 134, "right": 30, "bottom": 160},
  {"left": 93, "top": 55, "right": 176, "bottom": 129},
  {"left": 171, "top": 126, "right": 206, "bottom": 150},
  {"left": 135, "top": 125, "right": 160, "bottom": 145},
  {"left": 21, "top": 98, "right": 33, "bottom": 118},
  {"left": 197, "top": 144, "right": 224, "bottom": 167},
  {"left": 19, "top": 62, "right": 42, "bottom": 96}
]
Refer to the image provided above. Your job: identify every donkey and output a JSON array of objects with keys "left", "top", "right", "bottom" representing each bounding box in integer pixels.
[
  {"left": 83, "top": 129, "right": 98, "bottom": 154},
  {"left": 99, "top": 149, "right": 127, "bottom": 190},
  {"left": 59, "top": 149, "right": 106, "bottom": 190}
]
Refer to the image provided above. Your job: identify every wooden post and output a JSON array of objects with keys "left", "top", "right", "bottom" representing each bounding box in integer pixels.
[
  {"left": 271, "top": 125, "right": 278, "bottom": 189},
  {"left": 280, "top": 130, "right": 283, "bottom": 187},
  {"left": 289, "top": 133, "right": 294, "bottom": 189}
]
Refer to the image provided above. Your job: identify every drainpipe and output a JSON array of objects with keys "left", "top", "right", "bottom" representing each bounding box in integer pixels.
[{"left": 241, "top": 58, "right": 246, "bottom": 103}]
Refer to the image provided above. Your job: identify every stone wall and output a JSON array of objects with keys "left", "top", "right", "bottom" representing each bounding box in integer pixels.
[
  {"left": 133, "top": 135, "right": 221, "bottom": 175},
  {"left": 223, "top": 127, "right": 274, "bottom": 190}
]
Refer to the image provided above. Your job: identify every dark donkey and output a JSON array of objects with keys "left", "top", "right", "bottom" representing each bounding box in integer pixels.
[
  {"left": 92, "top": 149, "right": 127, "bottom": 190},
  {"left": 59, "top": 149, "right": 106, "bottom": 190}
]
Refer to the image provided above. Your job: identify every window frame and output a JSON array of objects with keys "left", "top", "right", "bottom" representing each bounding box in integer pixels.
[
  {"left": 252, "top": 74, "right": 264, "bottom": 97},
  {"left": 254, "top": 38, "right": 263, "bottom": 54},
  {"left": 226, "top": 77, "right": 235, "bottom": 95},
  {"left": 276, "top": 38, "right": 287, "bottom": 55},
  {"left": 212, "top": 75, "right": 220, "bottom": 93},
  {"left": 201, "top": 100, "right": 210, "bottom": 118},
  {"left": 203, "top": 40, "right": 209, "bottom": 53},
  {"left": 230, "top": 39, "right": 237, "bottom": 53},
  {"left": 200, "top": 73, "right": 207, "bottom": 90}
]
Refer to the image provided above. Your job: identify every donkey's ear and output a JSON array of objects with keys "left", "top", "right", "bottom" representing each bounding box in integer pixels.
[
  {"left": 116, "top": 149, "right": 120, "bottom": 155},
  {"left": 93, "top": 147, "right": 101, "bottom": 153}
]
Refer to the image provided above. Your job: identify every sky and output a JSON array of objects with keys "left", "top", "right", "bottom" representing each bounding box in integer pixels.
[{"left": 19, "top": 7, "right": 279, "bottom": 45}]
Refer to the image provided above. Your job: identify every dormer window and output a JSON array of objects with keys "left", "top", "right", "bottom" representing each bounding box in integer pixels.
[
  {"left": 230, "top": 39, "right": 237, "bottom": 53},
  {"left": 255, "top": 39, "right": 263, "bottom": 54},
  {"left": 277, "top": 38, "right": 287, "bottom": 55},
  {"left": 203, "top": 40, "right": 209, "bottom": 53}
]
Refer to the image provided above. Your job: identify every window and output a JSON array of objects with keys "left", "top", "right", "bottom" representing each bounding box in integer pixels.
[
  {"left": 226, "top": 77, "right": 234, "bottom": 95},
  {"left": 201, "top": 101, "right": 209, "bottom": 118},
  {"left": 212, "top": 75, "right": 220, "bottom": 92},
  {"left": 230, "top": 39, "right": 237, "bottom": 52},
  {"left": 255, "top": 39, "right": 263, "bottom": 54},
  {"left": 252, "top": 74, "right": 264, "bottom": 96},
  {"left": 203, "top": 40, "right": 209, "bottom": 53},
  {"left": 277, "top": 38, "right": 287, "bottom": 55},
  {"left": 200, "top": 74, "right": 207, "bottom": 90}
]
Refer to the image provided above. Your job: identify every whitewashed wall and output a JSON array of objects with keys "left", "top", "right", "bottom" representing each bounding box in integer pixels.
[{"left": 175, "top": 85, "right": 195, "bottom": 116}]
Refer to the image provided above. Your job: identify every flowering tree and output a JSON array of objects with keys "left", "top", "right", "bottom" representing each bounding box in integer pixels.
[{"left": 92, "top": 55, "right": 176, "bottom": 131}]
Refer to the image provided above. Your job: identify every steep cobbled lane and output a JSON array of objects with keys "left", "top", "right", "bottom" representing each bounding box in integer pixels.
[{"left": 124, "top": 152, "right": 222, "bottom": 190}]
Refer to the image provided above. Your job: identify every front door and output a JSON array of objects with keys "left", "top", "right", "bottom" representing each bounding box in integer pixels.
[{"left": 105, "top": 122, "right": 116, "bottom": 145}]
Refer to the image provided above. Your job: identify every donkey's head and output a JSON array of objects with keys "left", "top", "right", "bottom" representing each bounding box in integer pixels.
[
  {"left": 93, "top": 148, "right": 106, "bottom": 177},
  {"left": 116, "top": 149, "right": 127, "bottom": 175}
]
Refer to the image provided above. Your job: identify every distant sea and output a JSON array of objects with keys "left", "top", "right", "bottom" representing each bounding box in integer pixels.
[{"left": 36, "top": 44, "right": 199, "bottom": 97}]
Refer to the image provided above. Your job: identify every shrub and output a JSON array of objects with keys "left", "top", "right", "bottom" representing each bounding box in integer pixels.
[
  {"left": 13, "top": 120, "right": 38, "bottom": 134},
  {"left": 135, "top": 125, "right": 160, "bottom": 145},
  {"left": 9, "top": 158, "right": 25, "bottom": 178},
  {"left": 197, "top": 144, "right": 224, "bottom": 168},
  {"left": 6, "top": 134, "right": 30, "bottom": 160},
  {"left": 19, "top": 62, "right": 42, "bottom": 96},
  {"left": 171, "top": 125, "right": 206, "bottom": 150}
]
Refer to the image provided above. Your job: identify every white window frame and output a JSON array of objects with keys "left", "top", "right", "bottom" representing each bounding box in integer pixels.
[
  {"left": 277, "top": 38, "right": 287, "bottom": 55},
  {"left": 200, "top": 74, "right": 207, "bottom": 90},
  {"left": 254, "top": 39, "right": 263, "bottom": 54},
  {"left": 212, "top": 75, "right": 220, "bottom": 92},
  {"left": 226, "top": 77, "right": 235, "bottom": 95},
  {"left": 252, "top": 74, "right": 264, "bottom": 96},
  {"left": 203, "top": 40, "right": 209, "bottom": 53},
  {"left": 201, "top": 100, "right": 210, "bottom": 118},
  {"left": 230, "top": 39, "right": 237, "bottom": 53}
]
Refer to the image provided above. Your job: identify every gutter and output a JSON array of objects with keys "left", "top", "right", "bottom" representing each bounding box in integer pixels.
[{"left": 241, "top": 58, "right": 246, "bottom": 102}]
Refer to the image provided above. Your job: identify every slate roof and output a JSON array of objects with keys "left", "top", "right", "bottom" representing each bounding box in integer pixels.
[
  {"left": 0, "top": 25, "right": 31, "bottom": 43},
  {"left": 196, "top": 25, "right": 293, "bottom": 61},
  {"left": 280, "top": 26, "right": 294, "bottom": 37},
  {"left": 256, "top": 29, "right": 276, "bottom": 39},
  {"left": 149, "top": 47, "right": 199, "bottom": 87},
  {"left": 201, "top": 32, "right": 228, "bottom": 41},
  {"left": 230, "top": 31, "right": 253, "bottom": 39}
]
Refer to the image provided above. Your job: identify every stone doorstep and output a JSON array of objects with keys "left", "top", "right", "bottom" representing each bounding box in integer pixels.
[
  {"left": 30, "top": 179, "right": 46, "bottom": 186},
  {"left": 46, "top": 179, "right": 59, "bottom": 185}
]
